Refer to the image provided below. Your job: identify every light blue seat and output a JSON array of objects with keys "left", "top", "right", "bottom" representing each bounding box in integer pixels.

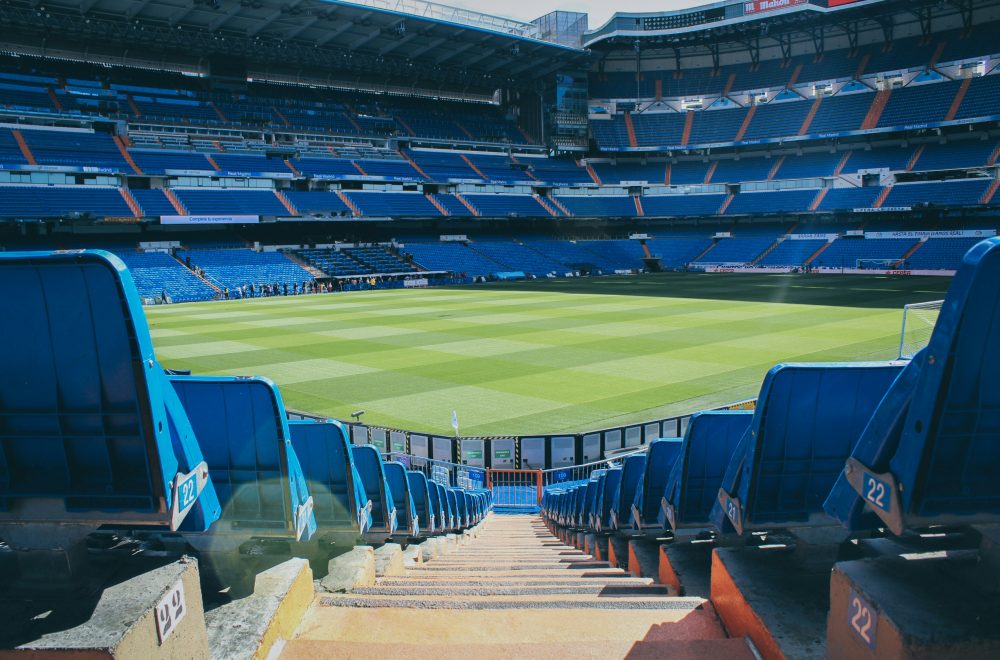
[
  {"left": 660, "top": 411, "right": 754, "bottom": 532},
  {"left": 445, "top": 488, "right": 460, "bottom": 530},
  {"left": 595, "top": 468, "right": 623, "bottom": 533},
  {"left": 710, "top": 362, "right": 904, "bottom": 536},
  {"left": 435, "top": 482, "right": 454, "bottom": 531},
  {"left": 288, "top": 419, "right": 371, "bottom": 539},
  {"left": 589, "top": 472, "right": 609, "bottom": 531},
  {"left": 383, "top": 461, "right": 419, "bottom": 538},
  {"left": 426, "top": 479, "right": 445, "bottom": 534},
  {"left": 584, "top": 470, "right": 606, "bottom": 532},
  {"left": 351, "top": 445, "right": 398, "bottom": 541},
  {"left": 825, "top": 237, "right": 1000, "bottom": 535},
  {"left": 630, "top": 439, "right": 683, "bottom": 531},
  {"left": 449, "top": 488, "right": 469, "bottom": 528},
  {"left": 0, "top": 250, "right": 221, "bottom": 571},
  {"left": 610, "top": 454, "right": 646, "bottom": 531},
  {"left": 408, "top": 471, "right": 436, "bottom": 535},
  {"left": 171, "top": 375, "right": 317, "bottom": 550}
]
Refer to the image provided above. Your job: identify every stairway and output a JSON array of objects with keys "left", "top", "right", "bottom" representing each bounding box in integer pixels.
[
  {"left": 282, "top": 515, "right": 751, "bottom": 659},
  {"left": 624, "top": 112, "right": 638, "bottom": 148},
  {"left": 861, "top": 89, "right": 891, "bottom": 130}
]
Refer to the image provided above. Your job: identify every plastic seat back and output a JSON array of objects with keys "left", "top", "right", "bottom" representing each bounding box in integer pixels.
[
  {"left": 384, "top": 462, "right": 419, "bottom": 537},
  {"left": 350, "top": 445, "right": 398, "bottom": 536},
  {"left": 288, "top": 419, "right": 370, "bottom": 535},
  {"left": 631, "top": 439, "right": 683, "bottom": 529},
  {"left": 660, "top": 411, "right": 753, "bottom": 531},
  {"left": 597, "top": 468, "right": 623, "bottom": 532},
  {"left": 610, "top": 454, "right": 646, "bottom": 530},
  {"left": 826, "top": 237, "right": 1000, "bottom": 533},
  {"left": 590, "top": 472, "right": 608, "bottom": 530},
  {"left": 712, "top": 362, "right": 903, "bottom": 536},
  {"left": 435, "top": 482, "right": 453, "bottom": 530},
  {"left": 414, "top": 472, "right": 437, "bottom": 534},
  {"left": 445, "top": 488, "right": 459, "bottom": 530},
  {"left": 0, "top": 250, "right": 220, "bottom": 536},
  {"left": 172, "top": 376, "right": 316, "bottom": 541},
  {"left": 584, "top": 471, "right": 605, "bottom": 531}
]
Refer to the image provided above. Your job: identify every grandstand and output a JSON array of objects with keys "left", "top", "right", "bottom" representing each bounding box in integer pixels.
[{"left": 2, "top": 0, "right": 1000, "bottom": 657}]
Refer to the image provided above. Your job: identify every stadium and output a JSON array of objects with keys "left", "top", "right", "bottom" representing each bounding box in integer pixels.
[{"left": 0, "top": 0, "right": 998, "bottom": 656}]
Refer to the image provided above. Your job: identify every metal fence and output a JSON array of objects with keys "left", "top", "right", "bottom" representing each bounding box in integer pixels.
[
  {"left": 487, "top": 470, "right": 543, "bottom": 509},
  {"left": 289, "top": 398, "right": 756, "bottom": 472}
]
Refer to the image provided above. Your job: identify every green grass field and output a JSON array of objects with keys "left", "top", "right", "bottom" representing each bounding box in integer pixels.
[{"left": 146, "top": 273, "right": 950, "bottom": 436}]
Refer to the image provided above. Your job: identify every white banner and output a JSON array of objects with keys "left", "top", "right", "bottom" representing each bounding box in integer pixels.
[
  {"left": 814, "top": 268, "right": 956, "bottom": 277},
  {"left": 403, "top": 278, "right": 430, "bottom": 288},
  {"left": 703, "top": 266, "right": 794, "bottom": 273},
  {"left": 853, "top": 207, "right": 913, "bottom": 213},
  {"left": 864, "top": 229, "right": 996, "bottom": 239},
  {"left": 788, "top": 233, "right": 838, "bottom": 240},
  {"left": 161, "top": 215, "right": 260, "bottom": 225}
]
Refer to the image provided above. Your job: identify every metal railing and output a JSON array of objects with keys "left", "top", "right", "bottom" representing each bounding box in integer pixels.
[
  {"left": 487, "top": 469, "right": 542, "bottom": 509},
  {"left": 340, "top": 0, "right": 543, "bottom": 40},
  {"left": 540, "top": 445, "right": 650, "bottom": 489},
  {"left": 385, "top": 451, "right": 485, "bottom": 490}
]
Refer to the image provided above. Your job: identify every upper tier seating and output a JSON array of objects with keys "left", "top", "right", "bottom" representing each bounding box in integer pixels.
[
  {"left": 0, "top": 250, "right": 221, "bottom": 570},
  {"left": 172, "top": 189, "right": 289, "bottom": 216},
  {"left": 825, "top": 237, "right": 1000, "bottom": 535},
  {"left": 20, "top": 129, "right": 129, "bottom": 171},
  {"left": 288, "top": 419, "right": 372, "bottom": 540},
  {"left": 711, "top": 362, "right": 904, "bottom": 536},
  {"left": 171, "top": 375, "right": 317, "bottom": 549},
  {"left": 462, "top": 194, "right": 548, "bottom": 217},
  {"left": 660, "top": 411, "right": 754, "bottom": 533},
  {"left": 345, "top": 191, "right": 441, "bottom": 217},
  {"left": 0, "top": 186, "right": 132, "bottom": 218},
  {"left": 351, "top": 445, "right": 398, "bottom": 541},
  {"left": 131, "top": 189, "right": 180, "bottom": 217}
]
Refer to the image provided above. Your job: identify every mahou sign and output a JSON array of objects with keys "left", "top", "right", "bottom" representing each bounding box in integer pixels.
[{"left": 744, "top": 0, "right": 807, "bottom": 15}]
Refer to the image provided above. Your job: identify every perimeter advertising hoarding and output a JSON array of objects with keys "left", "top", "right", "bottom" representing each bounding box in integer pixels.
[
  {"left": 743, "top": 0, "right": 807, "bottom": 15},
  {"left": 161, "top": 215, "right": 260, "bottom": 225}
]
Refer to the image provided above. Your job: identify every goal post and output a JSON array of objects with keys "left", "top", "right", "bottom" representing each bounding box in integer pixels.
[{"left": 898, "top": 300, "right": 944, "bottom": 359}]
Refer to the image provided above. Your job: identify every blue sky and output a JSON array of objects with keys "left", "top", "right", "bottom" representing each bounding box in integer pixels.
[{"left": 437, "top": 0, "right": 705, "bottom": 30}]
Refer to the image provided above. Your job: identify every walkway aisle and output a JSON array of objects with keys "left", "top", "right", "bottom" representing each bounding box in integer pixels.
[{"left": 282, "top": 515, "right": 753, "bottom": 659}]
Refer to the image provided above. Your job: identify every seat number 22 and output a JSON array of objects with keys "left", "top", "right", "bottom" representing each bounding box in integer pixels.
[
  {"left": 862, "top": 473, "right": 891, "bottom": 513},
  {"left": 848, "top": 590, "right": 877, "bottom": 650}
]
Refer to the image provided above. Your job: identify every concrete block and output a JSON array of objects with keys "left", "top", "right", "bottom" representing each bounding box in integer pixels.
[
  {"left": 373, "top": 544, "right": 405, "bottom": 577},
  {"left": 628, "top": 538, "right": 659, "bottom": 579},
  {"left": 658, "top": 542, "right": 713, "bottom": 598},
  {"left": 402, "top": 544, "right": 422, "bottom": 567},
  {"left": 828, "top": 550, "right": 1000, "bottom": 660},
  {"left": 711, "top": 546, "right": 830, "bottom": 660},
  {"left": 584, "top": 534, "right": 597, "bottom": 556},
  {"left": 594, "top": 536, "right": 609, "bottom": 562},
  {"left": 418, "top": 538, "right": 441, "bottom": 562},
  {"left": 14, "top": 558, "right": 208, "bottom": 659},
  {"left": 206, "top": 557, "right": 313, "bottom": 660},
  {"left": 608, "top": 536, "right": 629, "bottom": 570},
  {"left": 318, "top": 546, "right": 375, "bottom": 593}
]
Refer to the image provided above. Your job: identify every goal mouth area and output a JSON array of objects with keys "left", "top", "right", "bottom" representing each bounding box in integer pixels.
[{"left": 898, "top": 299, "right": 944, "bottom": 359}]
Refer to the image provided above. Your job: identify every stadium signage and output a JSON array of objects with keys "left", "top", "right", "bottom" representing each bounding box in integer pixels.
[
  {"left": 161, "top": 214, "right": 260, "bottom": 225},
  {"left": 865, "top": 229, "right": 996, "bottom": 239},
  {"left": 789, "top": 233, "right": 838, "bottom": 240},
  {"left": 853, "top": 207, "right": 913, "bottom": 213},
  {"left": 743, "top": 0, "right": 807, "bottom": 15}
]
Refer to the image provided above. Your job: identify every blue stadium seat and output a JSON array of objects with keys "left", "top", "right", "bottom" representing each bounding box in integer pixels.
[
  {"left": 444, "top": 487, "right": 460, "bottom": 530},
  {"left": 588, "top": 472, "right": 609, "bottom": 531},
  {"left": 583, "top": 470, "right": 606, "bottom": 532},
  {"left": 450, "top": 488, "right": 469, "bottom": 528},
  {"left": 288, "top": 419, "right": 371, "bottom": 540},
  {"left": 407, "top": 471, "right": 436, "bottom": 535},
  {"left": 660, "top": 411, "right": 754, "bottom": 533},
  {"left": 630, "top": 439, "right": 683, "bottom": 532},
  {"left": 383, "top": 461, "right": 420, "bottom": 538},
  {"left": 825, "top": 237, "right": 1000, "bottom": 535},
  {"left": 0, "top": 250, "right": 221, "bottom": 572},
  {"left": 710, "top": 362, "right": 904, "bottom": 537},
  {"left": 610, "top": 454, "right": 646, "bottom": 531},
  {"left": 427, "top": 479, "right": 446, "bottom": 533},
  {"left": 351, "top": 445, "right": 398, "bottom": 541},
  {"left": 171, "top": 375, "right": 317, "bottom": 550},
  {"left": 595, "top": 468, "right": 623, "bottom": 533}
]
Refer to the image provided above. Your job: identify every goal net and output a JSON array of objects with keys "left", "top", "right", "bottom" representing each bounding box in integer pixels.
[{"left": 898, "top": 300, "right": 943, "bottom": 359}]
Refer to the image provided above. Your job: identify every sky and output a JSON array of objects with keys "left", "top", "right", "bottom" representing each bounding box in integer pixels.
[{"left": 435, "top": 0, "right": 705, "bottom": 30}]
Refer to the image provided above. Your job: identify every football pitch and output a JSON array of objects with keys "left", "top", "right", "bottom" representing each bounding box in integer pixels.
[{"left": 146, "top": 273, "right": 950, "bottom": 437}]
